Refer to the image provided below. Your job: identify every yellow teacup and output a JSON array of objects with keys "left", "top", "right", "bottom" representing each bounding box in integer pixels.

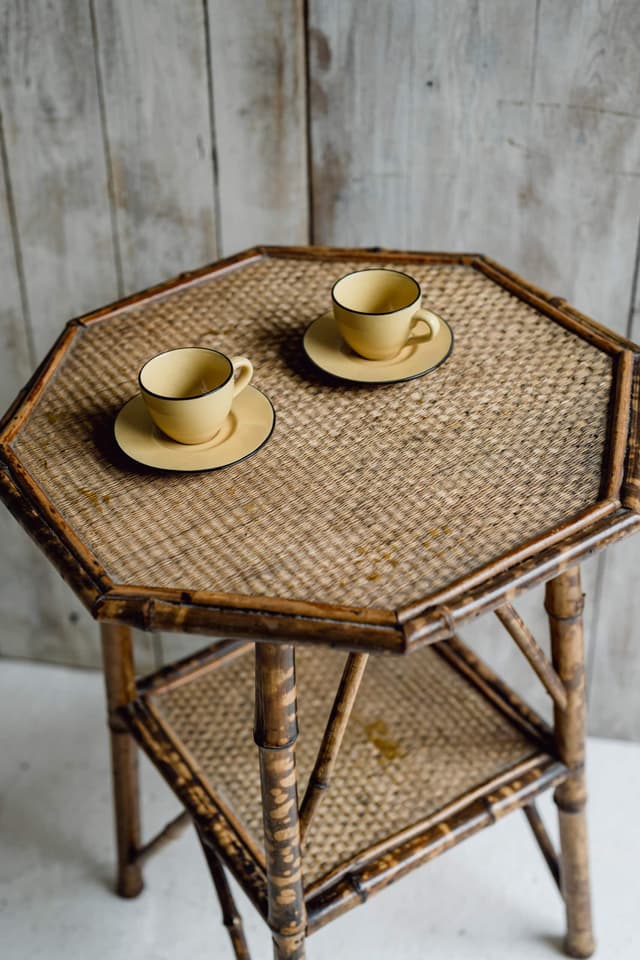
[
  {"left": 138, "top": 347, "right": 253, "bottom": 444},
  {"left": 332, "top": 268, "right": 441, "bottom": 361}
]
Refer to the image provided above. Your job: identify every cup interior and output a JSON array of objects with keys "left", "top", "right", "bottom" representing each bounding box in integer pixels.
[
  {"left": 139, "top": 348, "right": 232, "bottom": 400},
  {"left": 332, "top": 269, "right": 420, "bottom": 315}
]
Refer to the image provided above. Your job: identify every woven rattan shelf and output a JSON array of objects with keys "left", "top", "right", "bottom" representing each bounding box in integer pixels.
[
  {"left": 1, "top": 245, "right": 639, "bottom": 959},
  {"left": 127, "top": 635, "right": 565, "bottom": 930}
]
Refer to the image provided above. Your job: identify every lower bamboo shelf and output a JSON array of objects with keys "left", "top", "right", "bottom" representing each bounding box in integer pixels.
[{"left": 124, "top": 636, "right": 567, "bottom": 933}]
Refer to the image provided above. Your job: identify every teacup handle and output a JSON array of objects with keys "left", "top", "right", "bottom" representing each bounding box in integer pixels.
[
  {"left": 231, "top": 356, "right": 253, "bottom": 397},
  {"left": 408, "top": 308, "right": 441, "bottom": 344}
]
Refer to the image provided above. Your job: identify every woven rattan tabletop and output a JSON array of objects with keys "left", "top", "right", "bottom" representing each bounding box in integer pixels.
[{"left": 1, "top": 247, "right": 639, "bottom": 653}]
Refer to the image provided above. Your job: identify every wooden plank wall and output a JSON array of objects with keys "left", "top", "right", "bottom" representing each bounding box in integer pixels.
[{"left": 0, "top": 1, "right": 638, "bottom": 737}]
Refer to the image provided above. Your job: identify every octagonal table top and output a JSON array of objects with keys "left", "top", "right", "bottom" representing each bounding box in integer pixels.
[{"left": 1, "top": 246, "right": 639, "bottom": 653}]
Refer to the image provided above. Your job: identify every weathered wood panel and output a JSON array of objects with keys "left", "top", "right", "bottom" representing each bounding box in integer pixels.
[
  {"left": 308, "top": 1, "right": 537, "bottom": 246},
  {"left": 0, "top": 2, "right": 155, "bottom": 670},
  {"left": 0, "top": 2, "right": 108, "bottom": 667},
  {"left": 93, "top": 0, "right": 217, "bottom": 294},
  {"left": 0, "top": 112, "right": 58, "bottom": 663},
  {"left": 534, "top": 0, "right": 640, "bottom": 738},
  {"left": 589, "top": 536, "right": 640, "bottom": 741},
  {"left": 208, "top": 0, "right": 308, "bottom": 254},
  {"left": 0, "top": 117, "right": 31, "bottom": 398},
  {"left": 309, "top": 0, "right": 640, "bottom": 325},
  {"left": 309, "top": 0, "right": 640, "bottom": 738},
  {"left": 589, "top": 318, "right": 640, "bottom": 738},
  {"left": 530, "top": 0, "right": 640, "bottom": 327},
  {"left": 631, "top": 247, "right": 640, "bottom": 343},
  {"left": 590, "top": 211, "right": 640, "bottom": 738},
  {"left": 0, "top": 0, "right": 118, "bottom": 358}
]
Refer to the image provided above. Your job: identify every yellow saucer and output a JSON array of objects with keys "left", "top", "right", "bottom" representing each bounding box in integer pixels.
[
  {"left": 114, "top": 386, "right": 275, "bottom": 472},
  {"left": 303, "top": 310, "right": 454, "bottom": 384}
]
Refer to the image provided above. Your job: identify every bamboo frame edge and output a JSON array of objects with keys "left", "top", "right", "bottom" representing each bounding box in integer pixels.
[
  {"left": 402, "top": 508, "right": 640, "bottom": 650},
  {"left": 142, "top": 696, "right": 267, "bottom": 871},
  {"left": 622, "top": 354, "right": 640, "bottom": 511},
  {"left": 3, "top": 447, "right": 112, "bottom": 593},
  {"left": 0, "top": 461, "right": 106, "bottom": 611},
  {"left": 105, "top": 581, "right": 397, "bottom": 627},
  {"left": 0, "top": 323, "right": 81, "bottom": 445},
  {"left": 397, "top": 499, "right": 619, "bottom": 624},
  {"left": 93, "top": 589, "right": 405, "bottom": 654},
  {"left": 473, "top": 256, "right": 640, "bottom": 355},
  {"left": 305, "top": 758, "right": 567, "bottom": 933},
  {"left": 71, "top": 248, "right": 267, "bottom": 328},
  {"left": 123, "top": 697, "right": 269, "bottom": 919},
  {"left": 602, "top": 350, "right": 635, "bottom": 499},
  {"left": 93, "top": 505, "right": 640, "bottom": 655},
  {"left": 260, "top": 244, "right": 481, "bottom": 265},
  {"left": 303, "top": 751, "right": 563, "bottom": 906}
]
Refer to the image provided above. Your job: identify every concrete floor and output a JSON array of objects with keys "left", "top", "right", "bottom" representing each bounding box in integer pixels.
[{"left": 1, "top": 659, "right": 639, "bottom": 960}]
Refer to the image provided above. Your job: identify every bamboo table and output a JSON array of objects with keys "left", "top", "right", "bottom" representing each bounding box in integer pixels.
[{"left": 1, "top": 246, "right": 639, "bottom": 960}]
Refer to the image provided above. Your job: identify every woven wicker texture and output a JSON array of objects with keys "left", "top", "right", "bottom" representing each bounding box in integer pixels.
[
  {"left": 13, "top": 253, "right": 612, "bottom": 608},
  {"left": 149, "top": 643, "right": 539, "bottom": 886}
]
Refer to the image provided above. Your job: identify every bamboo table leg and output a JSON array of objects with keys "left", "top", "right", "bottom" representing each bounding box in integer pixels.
[
  {"left": 101, "top": 623, "right": 143, "bottom": 898},
  {"left": 546, "top": 567, "right": 595, "bottom": 958},
  {"left": 255, "top": 643, "right": 306, "bottom": 960},
  {"left": 197, "top": 828, "right": 252, "bottom": 960}
]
